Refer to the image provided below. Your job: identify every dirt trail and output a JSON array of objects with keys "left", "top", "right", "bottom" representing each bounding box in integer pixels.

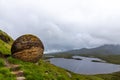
[{"left": 4, "top": 59, "right": 26, "bottom": 80}]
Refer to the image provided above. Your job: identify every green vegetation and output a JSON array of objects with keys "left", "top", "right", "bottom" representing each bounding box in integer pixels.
[
  {"left": 44, "top": 52, "right": 73, "bottom": 59},
  {"left": 93, "top": 55, "right": 120, "bottom": 64},
  {"left": 47, "top": 53, "right": 120, "bottom": 64},
  {"left": 7, "top": 57, "right": 104, "bottom": 80},
  {"left": 0, "top": 30, "right": 13, "bottom": 45},
  {"left": 0, "top": 40, "right": 12, "bottom": 55},
  {"left": 0, "top": 30, "right": 13, "bottom": 55},
  {"left": 0, "top": 30, "right": 120, "bottom": 80},
  {"left": 0, "top": 58, "right": 4, "bottom": 67},
  {"left": 0, "top": 58, "right": 16, "bottom": 80},
  {"left": 46, "top": 53, "right": 120, "bottom": 80},
  {"left": 96, "top": 72, "right": 120, "bottom": 80},
  {"left": 78, "top": 54, "right": 120, "bottom": 64},
  {"left": 2, "top": 56, "right": 120, "bottom": 80}
]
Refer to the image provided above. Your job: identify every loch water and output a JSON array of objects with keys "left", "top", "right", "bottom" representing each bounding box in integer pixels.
[{"left": 50, "top": 56, "right": 120, "bottom": 75}]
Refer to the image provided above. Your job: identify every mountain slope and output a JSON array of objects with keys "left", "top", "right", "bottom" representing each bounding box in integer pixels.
[
  {"left": 68, "top": 44, "right": 120, "bottom": 55},
  {"left": 0, "top": 30, "right": 120, "bottom": 80},
  {"left": 48, "top": 44, "right": 120, "bottom": 56},
  {"left": 0, "top": 30, "right": 103, "bottom": 80},
  {"left": 0, "top": 30, "right": 13, "bottom": 55},
  {"left": 2, "top": 57, "right": 104, "bottom": 80},
  {"left": 1, "top": 57, "right": 120, "bottom": 80},
  {"left": 46, "top": 44, "right": 120, "bottom": 64}
]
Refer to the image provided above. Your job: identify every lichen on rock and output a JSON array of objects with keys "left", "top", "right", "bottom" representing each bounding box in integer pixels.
[
  {"left": 11, "top": 34, "right": 44, "bottom": 63},
  {"left": 0, "top": 30, "right": 13, "bottom": 56}
]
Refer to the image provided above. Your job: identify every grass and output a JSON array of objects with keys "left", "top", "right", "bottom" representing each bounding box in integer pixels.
[
  {"left": 0, "top": 55, "right": 119, "bottom": 80},
  {"left": 7, "top": 57, "right": 105, "bottom": 80},
  {"left": 0, "top": 58, "right": 4, "bottom": 67},
  {"left": 7, "top": 57, "right": 72, "bottom": 80},
  {"left": 94, "top": 55, "right": 120, "bottom": 64},
  {"left": 0, "top": 40, "right": 11, "bottom": 55},
  {"left": 0, "top": 29, "right": 120, "bottom": 80},
  {"left": 96, "top": 72, "right": 120, "bottom": 80},
  {"left": 0, "top": 58, "right": 16, "bottom": 80}
]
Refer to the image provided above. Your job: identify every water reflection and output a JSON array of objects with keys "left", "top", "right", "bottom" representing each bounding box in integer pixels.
[{"left": 50, "top": 56, "right": 120, "bottom": 75}]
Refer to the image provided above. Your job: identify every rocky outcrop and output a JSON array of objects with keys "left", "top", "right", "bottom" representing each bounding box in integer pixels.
[
  {"left": 0, "top": 30, "right": 13, "bottom": 56},
  {"left": 11, "top": 34, "right": 44, "bottom": 63},
  {"left": 0, "top": 30, "right": 13, "bottom": 44}
]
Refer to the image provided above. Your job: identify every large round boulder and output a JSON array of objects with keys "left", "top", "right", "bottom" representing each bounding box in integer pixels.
[{"left": 11, "top": 34, "right": 44, "bottom": 63}]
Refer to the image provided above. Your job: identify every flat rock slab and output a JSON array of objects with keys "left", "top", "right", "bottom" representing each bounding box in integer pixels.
[{"left": 16, "top": 77, "right": 26, "bottom": 80}]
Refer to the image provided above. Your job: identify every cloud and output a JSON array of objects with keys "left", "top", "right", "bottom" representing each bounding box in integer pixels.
[{"left": 0, "top": 0, "right": 120, "bottom": 52}]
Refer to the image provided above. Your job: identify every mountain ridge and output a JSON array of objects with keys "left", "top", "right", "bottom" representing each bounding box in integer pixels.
[{"left": 48, "top": 44, "right": 120, "bottom": 55}]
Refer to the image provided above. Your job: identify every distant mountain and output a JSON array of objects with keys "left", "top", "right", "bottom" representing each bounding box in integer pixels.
[
  {"left": 48, "top": 44, "right": 120, "bottom": 56},
  {"left": 66, "top": 44, "right": 120, "bottom": 55}
]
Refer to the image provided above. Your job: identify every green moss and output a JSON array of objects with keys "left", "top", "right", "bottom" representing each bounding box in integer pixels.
[
  {"left": 0, "top": 30, "right": 13, "bottom": 55},
  {"left": 0, "top": 58, "right": 4, "bottom": 67},
  {"left": 0, "top": 40, "right": 11, "bottom": 55}
]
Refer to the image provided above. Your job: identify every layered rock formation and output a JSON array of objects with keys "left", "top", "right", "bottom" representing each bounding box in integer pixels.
[{"left": 11, "top": 34, "right": 44, "bottom": 63}]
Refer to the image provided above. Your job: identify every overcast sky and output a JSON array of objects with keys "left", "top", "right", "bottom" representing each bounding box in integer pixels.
[{"left": 0, "top": 0, "right": 120, "bottom": 52}]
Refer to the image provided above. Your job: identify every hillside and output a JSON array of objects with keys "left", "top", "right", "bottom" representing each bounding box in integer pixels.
[
  {"left": 0, "top": 57, "right": 106, "bottom": 80},
  {"left": 0, "top": 30, "right": 103, "bottom": 80},
  {"left": 67, "top": 44, "right": 120, "bottom": 55},
  {"left": 0, "top": 30, "right": 120, "bottom": 80},
  {"left": 45, "top": 44, "right": 120, "bottom": 64},
  {"left": 46, "top": 44, "right": 120, "bottom": 58},
  {"left": 0, "top": 30, "right": 13, "bottom": 55},
  {"left": 50, "top": 44, "right": 120, "bottom": 55},
  {"left": 1, "top": 56, "right": 120, "bottom": 80}
]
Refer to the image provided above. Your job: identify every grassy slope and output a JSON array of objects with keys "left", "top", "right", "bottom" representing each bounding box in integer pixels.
[
  {"left": 0, "top": 40, "right": 11, "bottom": 55},
  {"left": 0, "top": 30, "right": 13, "bottom": 55},
  {"left": 96, "top": 72, "right": 120, "bottom": 80},
  {"left": 2, "top": 56, "right": 120, "bottom": 80},
  {"left": 6, "top": 57, "right": 104, "bottom": 80},
  {"left": 0, "top": 30, "right": 119, "bottom": 80},
  {"left": 0, "top": 58, "right": 16, "bottom": 80},
  {"left": 92, "top": 54, "right": 120, "bottom": 64}
]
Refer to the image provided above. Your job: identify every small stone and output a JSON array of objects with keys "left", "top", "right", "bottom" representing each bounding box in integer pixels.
[
  {"left": 16, "top": 77, "right": 26, "bottom": 80},
  {"left": 10, "top": 65, "right": 21, "bottom": 71},
  {"left": 11, "top": 71, "right": 24, "bottom": 77},
  {"left": 11, "top": 34, "right": 44, "bottom": 63}
]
